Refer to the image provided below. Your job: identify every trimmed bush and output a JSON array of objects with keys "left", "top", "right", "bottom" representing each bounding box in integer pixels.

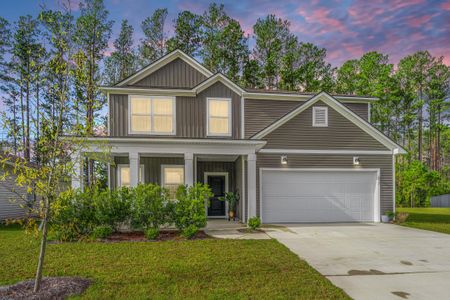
[
  {"left": 93, "top": 187, "right": 132, "bottom": 231},
  {"left": 173, "top": 183, "right": 212, "bottom": 232},
  {"left": 181, "top": 224, "right": 198, "bottom": 239},
  {"left": 248, "top": 217, "right": 261, "bottom": 230},
  {"left": 91, "top": 225, "right": 113, "bottom": 239},
  {"left": 144, "top": 227, "right": 160, "bottom": 240},
  {"left": 131, "top": 183, "right": 170, "bottom": 230}
]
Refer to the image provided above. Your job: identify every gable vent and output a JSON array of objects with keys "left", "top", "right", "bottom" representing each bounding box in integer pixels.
[{"left": 312, "top": 107, "right": 328, "bottom": 127}]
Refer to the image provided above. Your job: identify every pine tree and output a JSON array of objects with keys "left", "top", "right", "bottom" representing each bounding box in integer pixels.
[
  {"left": 139, "top": 8, "right": 168, "bottom": 66},
  {"left": 166, "top": 11, "right": 202, "bottom": 56}
]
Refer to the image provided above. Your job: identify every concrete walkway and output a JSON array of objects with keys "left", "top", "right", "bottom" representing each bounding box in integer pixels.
[
  {"left": 205, "top": 220, "right": 270, "bottom": 239},
  {"left": 265, "top": 223, "right": 450, "bottom": 300}
]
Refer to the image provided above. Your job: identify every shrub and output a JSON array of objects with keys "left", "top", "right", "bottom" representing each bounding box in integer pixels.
[
  {"left": 181, "top": 224, "right": 198, "bottom": 239},
  {"left": 131, "top": 183, "right": 170, "bottom": 230},
  {"left": 172, "top": 183, "right": 212, "bottom": 232},
  {"left": 144, "top": 227, "right": 160, "bottom": 240},
  {"left": 93, "top": 187, "right": 132, "bottom": 231},
  {"left": 248, "top": 216, "right": 261, "bottom": 230},
  {"left": 50, "top": 188, "right": 97, "bottom": 241},
  {"left": 91, "top": 225, "right": 113, "bottom": 239}
]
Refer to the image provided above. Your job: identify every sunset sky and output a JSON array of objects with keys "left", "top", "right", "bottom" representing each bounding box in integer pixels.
[{"left": 1, "top": 0, "right": 449, "bottom": 66}]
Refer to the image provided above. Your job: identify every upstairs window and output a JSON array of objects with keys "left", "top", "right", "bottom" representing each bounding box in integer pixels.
[
  {"left": 207, "top": 98, "right": 232, "bottom": 136},
  {"left": 129, "top": 95, "right": 175, "bottom": 134},
  {"left": 312, "top": 106, "right": 328, "bottom": 127}
]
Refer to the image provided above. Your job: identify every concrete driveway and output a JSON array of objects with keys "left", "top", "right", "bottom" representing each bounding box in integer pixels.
[{"left": 265, "top": 223, "right": 450, "bottom": 300}]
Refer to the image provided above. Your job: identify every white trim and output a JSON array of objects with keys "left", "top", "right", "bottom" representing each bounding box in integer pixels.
[
  {"left": 241, "top": 156, "right": 246, "bottom": 223},
  {"left": 240, "top": 97, "right": 245, "bottom": 139},
  {"left": 116, "top": 50, "right": 213, "bottom": 86},
  {"left": 81, "top": 136, "right": 265, "bottom": 146},
  {"left": 312, "top": 106, "right": 328, "bottom": 127},
  {"left": 259, "top": 168, "right": 381, "bottom": 223},
  {"left": 100, "top": 86, "right": 195, "bottom": 96},
  {"left": 117, "top": 164, "right": 144, "bottom": 187},
  {"left": 128, "top": 95, "right": 176, "bottom": 135},
  {"left": 258, "top": 149, "right": 393, "bottom": 155},
  {"left": 161, "top": 164, "right": 185, "bottom": 187},
  {"left": 206, "top": 97, "right": 232, "bottom": 137},
  {"left": 251, "top": 92, "right": 407, "bottom": 154},
  {"left": 204, "top": 172, "right": 229, "bottom": 219},
  {"left": 107, "top": 92, "right": 110, "bottom": 136},
  {"left": 195, "top": 73, "right": 245, "bottom": 96},
  {"left": 243, "top": 92, "right": 378, "bottom": 103}
]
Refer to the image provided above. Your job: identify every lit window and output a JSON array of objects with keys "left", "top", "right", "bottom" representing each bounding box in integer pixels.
[
  {"left": 207, "top": 98, "right": 231, "bottom": 136},
  {"left": 312, "top": 107, "right": 328, "bottom": 127},
  {"left": 117, "top": 165, "right": 144, "bottom": 187},
  {"left": 162, "top": 165, "right": 184, "bottom": 198},
  {"left": 129, "top": 96, "right": 175, "bottom": 134}
]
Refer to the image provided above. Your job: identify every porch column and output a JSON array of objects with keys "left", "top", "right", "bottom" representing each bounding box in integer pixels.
[
  {"left": 184, "top": 152, "right": 194, "bottom": 186},
  {"left": 247, "top": 153, "right": 257, "bottom": 219},
  {"left": 71, "top": 151, "right": 83, "bottom": 189},
  {"left": 129, "top": 152, "right": 139, "bottom": 187}
]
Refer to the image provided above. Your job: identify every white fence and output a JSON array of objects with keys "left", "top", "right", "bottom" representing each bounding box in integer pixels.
[{"left": 430, "top": 194, "right": 450, "bottom": 207}]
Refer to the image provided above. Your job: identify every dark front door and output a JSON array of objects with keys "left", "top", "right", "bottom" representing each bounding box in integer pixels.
[{"left": 207, "top": 175, "right": 226, "bottom": 216}]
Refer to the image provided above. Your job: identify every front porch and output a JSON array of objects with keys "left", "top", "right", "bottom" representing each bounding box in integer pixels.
[{"left": 71, "top": 138, "right": 265, "bottom": 223}]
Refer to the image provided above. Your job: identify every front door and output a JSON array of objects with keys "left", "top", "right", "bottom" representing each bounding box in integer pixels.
[{"left": 207, "top": 174, "right": 227, "bottom": 217}]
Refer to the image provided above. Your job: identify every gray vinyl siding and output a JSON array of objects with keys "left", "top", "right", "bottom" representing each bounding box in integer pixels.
[
  {"left": 264, "top": 100, "right": 387, "bottom": 150},
  {"left": 131, "top": 58, "right": 206, "bottom": 88},
  {"left": 244, "top": 99, "right": 369, "bottom": 138},
  {"left": 256, "top": 153, "right": 393, "bottom": 218},
  {"left": 109, "top": 82, "right": 241, "bottom": 139},
  {"left": 111, "top": 156, "right": 184, "bottom": 189},
  {"left": 0, "top": 166, "right": 31, "bottom": 220}
]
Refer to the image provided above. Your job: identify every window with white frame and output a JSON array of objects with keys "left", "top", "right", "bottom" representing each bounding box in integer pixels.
[
  {"left": 117, "top": 164, "right": 144, "bottom": 187},
  {"left": 162, "top": 165, "right": 184, "bottom": 198},
  {"left": 207, "top": 98, "right": 231, "bottom": 136},
  {"left": 312, "top": 106, "right": 328, "bottom": 127},
  {"left": 129, "top": 95, "right": 175, "bottom": 134}
]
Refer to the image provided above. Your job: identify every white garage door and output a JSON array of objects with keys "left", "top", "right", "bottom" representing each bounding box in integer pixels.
[{"left": 261, "top": 169, "right": 378, "bottom": 223}]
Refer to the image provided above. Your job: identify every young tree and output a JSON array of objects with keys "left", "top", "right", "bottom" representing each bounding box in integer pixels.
[
  {"left": 252, "top": 14, "right": 292, "bottom": 89},
  {"left": 139, "top": 8, "right": 168, "bottom": 66},
  {"left": 104, "top": 19, "right": 137, "bottom": 85},
  {"left": 200, "top": 3, "right": 248, "bottom": 82},
  {"left": 166, "top": 11, "right": 202, "bottom": 56}
]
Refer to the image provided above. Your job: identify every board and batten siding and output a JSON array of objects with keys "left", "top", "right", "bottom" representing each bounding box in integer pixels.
[
  {"left": 111, "top": 156, "right": 184, "bottom": 189},
  {"left": 131, "top": 58, "right": 207, "bottom": 88},
  {"left": 244, "top": 99, "right": 369, "bottom": 138},
  {"left": 109, "top": 82, "right": 241, "bottom": 139},
  {"left": 256, "top": 153, "right": 393, "bottom": 218},
  {"left": 263, "top": 100, "right": 387, "bottom": 150}
]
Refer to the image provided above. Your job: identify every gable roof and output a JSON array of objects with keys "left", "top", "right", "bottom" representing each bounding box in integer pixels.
[
  {"left": 194, "top": 73, "right": 245, "bottom": 96},
  {"left": 251, "top": 92, "right": 407, "bottom": 154},
  {"left": 115, "top": 50, "right": 213, "bottom": 87}
]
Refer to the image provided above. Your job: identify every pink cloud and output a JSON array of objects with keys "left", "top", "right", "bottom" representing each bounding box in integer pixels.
[
  {"left": 297, "top": 7, "right": 354, "bottom": 36},
  {"left": 406, "top": 14, "right": 433, "bottom": 27},
  {"left": 441, "top": 0, "right": 450, "bottom": 10}
]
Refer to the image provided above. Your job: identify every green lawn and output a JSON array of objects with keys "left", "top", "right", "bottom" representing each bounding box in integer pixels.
[
  {"left": 0, "top": 225, "right": 348, "bottom": 299},
  {"left": 396, "top": 207, "right": 450, "bottom": 234}
]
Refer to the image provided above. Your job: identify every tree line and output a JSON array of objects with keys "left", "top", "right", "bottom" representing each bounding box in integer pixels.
[{"left": 0, "top": 0, "right": 449, "bottom": 206}]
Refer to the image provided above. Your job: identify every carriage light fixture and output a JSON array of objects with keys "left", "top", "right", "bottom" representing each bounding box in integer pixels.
[
  {"left": 281, "top": 155, "right": 288, "bottom": 165},
  {"left": 353, "top": 157, "right": 360, "bottom": 165}
]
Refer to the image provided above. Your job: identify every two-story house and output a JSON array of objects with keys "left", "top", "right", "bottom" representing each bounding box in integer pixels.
[{"left": 71, "top": 49, "right": 406, "bottom": 224}]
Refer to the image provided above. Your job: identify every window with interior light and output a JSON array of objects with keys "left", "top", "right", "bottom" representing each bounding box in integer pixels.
[
  {"left": 161, "top": 165, "right": 184, "bottom": 198},
  {"left": 207, "top": 97, "right": 232, "bottom": 136},
  {"left": 117, "top": 164, "right": 144, "bottom": 187},
  {"left": 129, "top": 95, "right": 175, "bottom": 134}
]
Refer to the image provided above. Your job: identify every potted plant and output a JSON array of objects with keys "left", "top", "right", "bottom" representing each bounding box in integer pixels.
[{"left": 219, "top": 191, "right": 240, "bottom": 221}]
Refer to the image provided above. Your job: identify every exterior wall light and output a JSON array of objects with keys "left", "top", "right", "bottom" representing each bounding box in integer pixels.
[
  {"left": 353, "top": 157, "right": 360, "bottom": 165},
  {"left": 281, "top": 155, "right": 288, "bottom": 165}
]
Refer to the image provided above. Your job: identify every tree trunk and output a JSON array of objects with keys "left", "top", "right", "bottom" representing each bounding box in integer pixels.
[
  {"left": 417, "top": 89, "right": 423, "bottom": 162},
  {"left": 33, "top": 200, "right": 50, "bottom": 292}
]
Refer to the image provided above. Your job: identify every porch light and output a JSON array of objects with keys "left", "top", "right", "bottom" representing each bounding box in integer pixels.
[
  {"left": 281, "top": 155, "right": 288, "bottom": 165},
  {"left": 353, "top": 157, "right": 360, "bottom": 165}
]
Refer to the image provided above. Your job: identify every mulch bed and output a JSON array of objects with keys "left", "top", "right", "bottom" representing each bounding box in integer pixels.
[
  {"left": 0, "top": 277, "right": 91, "bottom": 300},
  {"left": 104, "top": 230, "right": 211, "bottom": 242}
]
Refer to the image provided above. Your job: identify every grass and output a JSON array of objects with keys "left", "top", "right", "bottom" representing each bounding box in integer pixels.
[
  {"left": 0, "top": 224, "right": 348, "bottom": 299},
  {"left": 396, "top": 207, "right": 450, "bottom": 234}
]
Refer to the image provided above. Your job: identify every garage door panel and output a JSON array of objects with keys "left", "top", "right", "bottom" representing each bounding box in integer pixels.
[{"left": 261, "top": 170, "right": 376, "bottom": 223}]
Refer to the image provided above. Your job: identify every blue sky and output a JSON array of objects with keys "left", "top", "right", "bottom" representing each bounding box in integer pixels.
[{"left": 1, "top": 0, "right": 449, "bottom": 66}]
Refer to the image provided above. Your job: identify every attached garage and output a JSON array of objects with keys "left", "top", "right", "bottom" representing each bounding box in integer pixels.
[{"left": 260, "top": 169, "right": 380, "bottom": 223}]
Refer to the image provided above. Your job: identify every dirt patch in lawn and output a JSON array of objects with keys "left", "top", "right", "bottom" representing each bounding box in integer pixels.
[
  {"left": 104, "top": 230, "right": 212, "bottom": 242},
  {"left": 0, "top": 277, "right": 91, "bottom": 300},
  {"left": 237, "top": 228, "right": 264, "bottom": 234}
]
